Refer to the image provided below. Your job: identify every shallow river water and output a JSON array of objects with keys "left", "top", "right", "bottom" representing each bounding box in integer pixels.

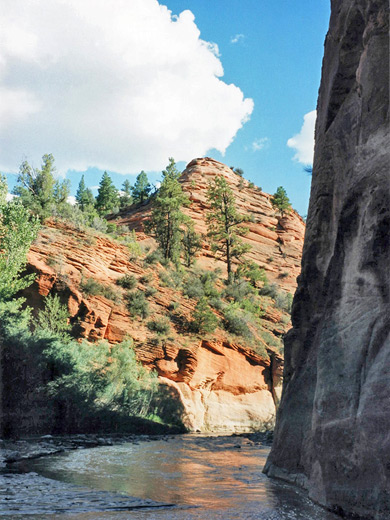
[{"left": 2, "top": 435, "right": 340, "bottom": 520}]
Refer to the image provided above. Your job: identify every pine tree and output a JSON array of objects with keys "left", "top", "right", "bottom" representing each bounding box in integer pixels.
[
  {"left": 131, "top": 171, "right": 151, "bottom": 204},
  {"left": 145, "top": 159, "right": 189, "bottom": 262},
  {"left": 206, "top": 176, "right": 251, "bottom": 282},
  {"left": 182, "top": 222, "right": 202, "bottom": 267},
  {"left": 120, "top": 179, "right": 133, "bottom": 208},
  {"left": 76, "top": 175, "right": 95, "bottom": 211},
  {"left": 95, "top": 171, "right": 119, "bottom": 215},
  {"left": 271, "top": 186, "right": 291, "bottom": 217},
  {"left": 13, "top": 154, "right": 68, "bottom": 220}
]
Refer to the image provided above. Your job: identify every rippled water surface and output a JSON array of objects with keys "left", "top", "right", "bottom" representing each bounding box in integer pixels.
[{"left": 2, "top": 435, "right": 341, "bottom": 519}]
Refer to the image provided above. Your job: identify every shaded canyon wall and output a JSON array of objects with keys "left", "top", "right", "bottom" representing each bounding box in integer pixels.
[{"left": 264, "top": 1, "right": 389, "bottom": 519}]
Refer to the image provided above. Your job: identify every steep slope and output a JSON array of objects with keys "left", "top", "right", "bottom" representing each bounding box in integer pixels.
[
  {"left": 24, "top": 159, "right": 305, "bottom": 433},
  {"left": 264, "top": 1, "right": 390, "bottom": 519},
  {"left": 116, "top": 157, "right": 304, "bottom": 293}
]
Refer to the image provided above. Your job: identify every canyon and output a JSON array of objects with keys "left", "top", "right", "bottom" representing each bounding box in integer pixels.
[{"left": 264, "top": 1, "right": 390, "bottom": 519}]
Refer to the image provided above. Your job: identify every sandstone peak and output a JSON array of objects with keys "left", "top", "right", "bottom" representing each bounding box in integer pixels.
[{"left": 24, "top": 157, "right": 305, "bottom": 433}]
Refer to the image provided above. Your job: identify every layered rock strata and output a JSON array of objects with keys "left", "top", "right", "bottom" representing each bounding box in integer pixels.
[
  {"left": 264, "top": 1, "right": 389, "bottom": 519},
  {"left": 23, "top": 158, "right": 302, "bottom": 433}
]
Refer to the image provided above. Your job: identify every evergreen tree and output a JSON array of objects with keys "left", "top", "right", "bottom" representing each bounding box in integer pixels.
[
  {"left": 131, "top": 171, "right": 151, "bottom": 204},
  {"left": 120, "top": 179, "right": 133, "bottom": 209},
  {"left": 206, "top": 176, "right": 251, "bottom": 282},
  {"left": 271, "top": 186, "right": 292, "bottom": 217},
  {"left": 76, "top": 175, "right": 95, "bottom": 211},
  {"left": 145, "top": 159, "right": 189, "bottom": 262},
  {"left": 95, "top": 171, "right": 119, "bottom": 215},
  {"left": 182, "top": 222, "right": 202, "bottom": 267},
  {"left": 192, "top": 297, "right": 219, "bottom": 333},
  {"left": 13, "top": 154, "right": 69, "bottom": 220}
]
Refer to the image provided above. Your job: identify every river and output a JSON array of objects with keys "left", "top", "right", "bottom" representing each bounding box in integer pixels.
[{"left": 2, "top": 435, "right": 340, "bottom": 519}]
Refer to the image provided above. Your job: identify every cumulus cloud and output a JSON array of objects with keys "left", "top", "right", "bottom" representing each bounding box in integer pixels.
[
  {"left": 287, "top": 110, "right": 316, "bottom": 164},
  {"left": 252, "top": 137, "right": 269, "bottom": 152},
  {"left": 230, "top": 34, "right": 245, "bottom": 44},
  {"left": 0, "top": 0, "right": 253, "bottom": 175}
]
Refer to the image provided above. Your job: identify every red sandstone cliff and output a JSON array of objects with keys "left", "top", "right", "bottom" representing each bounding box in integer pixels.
[{"left": 24, "top": 158, "right": 305, "bottom": 432}]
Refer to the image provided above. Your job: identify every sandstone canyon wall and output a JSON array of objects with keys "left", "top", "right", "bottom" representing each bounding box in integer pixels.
[{"left": 264, "top": 1, "right": 389, "bottom": 519}]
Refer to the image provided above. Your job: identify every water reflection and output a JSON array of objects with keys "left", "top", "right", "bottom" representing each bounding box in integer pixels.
[{"left": 6, "top": 435, "right": 341, "bottom": 519}]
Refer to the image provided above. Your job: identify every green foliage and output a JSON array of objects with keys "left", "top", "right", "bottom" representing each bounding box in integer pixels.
[
  {"left": 126, "top": 290, "right": 150, "bottom": 318},
  {"left": 144, "top": 286, "right": 157, "bottom": 297},
  {"left": 236, "top": 261, "right": 268, "bottom": 287},
  {"left": 206, "top": 176, "right": 251, "bottom": 281},
  {"left": 271, "top": 186, "right": 292, "bottom": 217},
  {"left": 222, "top": 305, "right": 253, "bottom": 339},
  {"left": 80, "top": 277, "right": 119, "bottom": 302},
  {"left": 13, "top": 154, "right": 71, "bottom": 220},
  {"left": 191, "top": 297, "right": 219, "bottom": 333},
  {"left": 147, "top": 317, "right": 171, "bottom": 335},
  {"left": 76, "top": 175, "right": 95, "bottom": 211},
  {"left": 35, "top": 294, "right": 71, "bottom": 337},
  {"left": 0, "top": 174, "right": 7, "bottom": 205},
  {"left": 139, "top": 273, "right": 153, "bottom": 284},
  {"left": 116, "top": 274, "right": 138, "bottom": 289},
  {"left": 131, "top": 171, "right": 151, "bottom": 204},
  {"left": 144, "top": 249, "right": 165, "bottom": 265},
  {"left": 120, "top": 179, "right": 133, "bottom": 209},
  {"left": 233, "top": 167, "right": 244, "bottom": 177},
  {"left": 168, "top": 301, "right": 180, "bottom": 311},
  {"left": 181, "top": 222, "right": 202, "bottom": 267},
  {"left": 248, "top": 182, "right": 255, "bottom": 189},
  {"left": 259, "top": 282, "right": 279, "bottom": 299},
  {"left": 223, "top": 278, "right": 254, "bottom": 302},
  {"left": 183, "top": 268, "right": 219, "bottom": 300},
  {"left": 145, "top": 158, "right": 190, "bottom": 262},
  {"left": 95, "top": 171, "right": 119, "bottom": 215},
  {"left": 158, "top": 268, "right": 183, "bottom": 289},
  {"left": 0, "top": 198, "right": 40, "bottom": 301},
  {"left": 274, "top": 291, "right": 293, "bottom": 313}
]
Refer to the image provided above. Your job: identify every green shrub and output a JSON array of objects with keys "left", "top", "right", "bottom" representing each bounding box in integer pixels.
[
  {"left": 183, "top": 276, "right": 204, "bottom": 299},
  {"left": 147, "top": 318, "right": 171, "bottom": 335},
  {"left": 139, "top": 273, "right": 153, "bottom": 284},
  {"left": 259, "top": 330, "right": 283, "bottom": 354},
  {"left": 222, "top": 306, "right": 253, "bottom": 339},
  {"left": 34, "top": 294, "right": 70, "bottom": 337},
  {"left": 144, "top": 286, "right": 157, "bottom": 297},
  {"left": 224, "top": 278, "right": 254, "bottom": 303},
  {"left": 248, "top": 182, "right": 255, "bottom": 189},
  {"left": 159, "top": 268, "right": 183, "bottom": 289},
  {"left": 208, "top": 296, "right": 224, "bottom": 311},
  {"left": 144, "top": 250, "right": 165, "bottom": 265},
  {"left": 80, "top": 277, "right": 120, "bottom": 302},
  {"left": 259, "top": 283, "right": 279, "bottom": 299},
  {"left": 279, "top": 271, "right": 289, "bottom": 278},
  {"left": 274, "top": 291, "right": 293, "bottom": 313},
  {"left": 126, "top": 290, "right": 149, "bottom": 318},
  {"left": 183, "top": 269, "right": 219, "bottom": 300},
  {"left": 191, "top": 297, "right": 219, "bottom": 333},
  {"left": 168, "top": 301, "right": 180, "bottom": 311},
  {"left": 116, "top": 274, "right": 138, "bottom": 289}
]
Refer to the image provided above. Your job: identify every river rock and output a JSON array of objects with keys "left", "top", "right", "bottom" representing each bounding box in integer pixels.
[{"left": 264, "top": 1, "right": 390, "bottom": 519}]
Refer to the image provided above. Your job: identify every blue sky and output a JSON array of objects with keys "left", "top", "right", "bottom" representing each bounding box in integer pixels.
[{"left": 1, "top": 0, "right": 330, "bottom": 216}]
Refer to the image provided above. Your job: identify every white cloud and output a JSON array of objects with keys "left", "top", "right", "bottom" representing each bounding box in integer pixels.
[
  {"left": 287, "top": 110, "right": 316, "bottom": 164},
  {"left": 0, "top": 0, "right": 254, "bottom": 175},
  {"left": 231, "top": 34, "right": 244, "bottom": 44},
  {"left": 252, "top": 137, "right": 269, "bottom": 152},
  {"left": 67, "top": 195, "right": 76, "bottom": 205},
  {"left": 6, "top": 193, "right": 16, "bottom": 202}
]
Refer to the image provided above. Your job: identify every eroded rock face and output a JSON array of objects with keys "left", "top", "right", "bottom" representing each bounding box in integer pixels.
[
  {"left": 24, "top": 157, "right": 298, "bottom": 433},
  {"left": 264, "top": 1, "right": 389, "bottom": 518}
]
